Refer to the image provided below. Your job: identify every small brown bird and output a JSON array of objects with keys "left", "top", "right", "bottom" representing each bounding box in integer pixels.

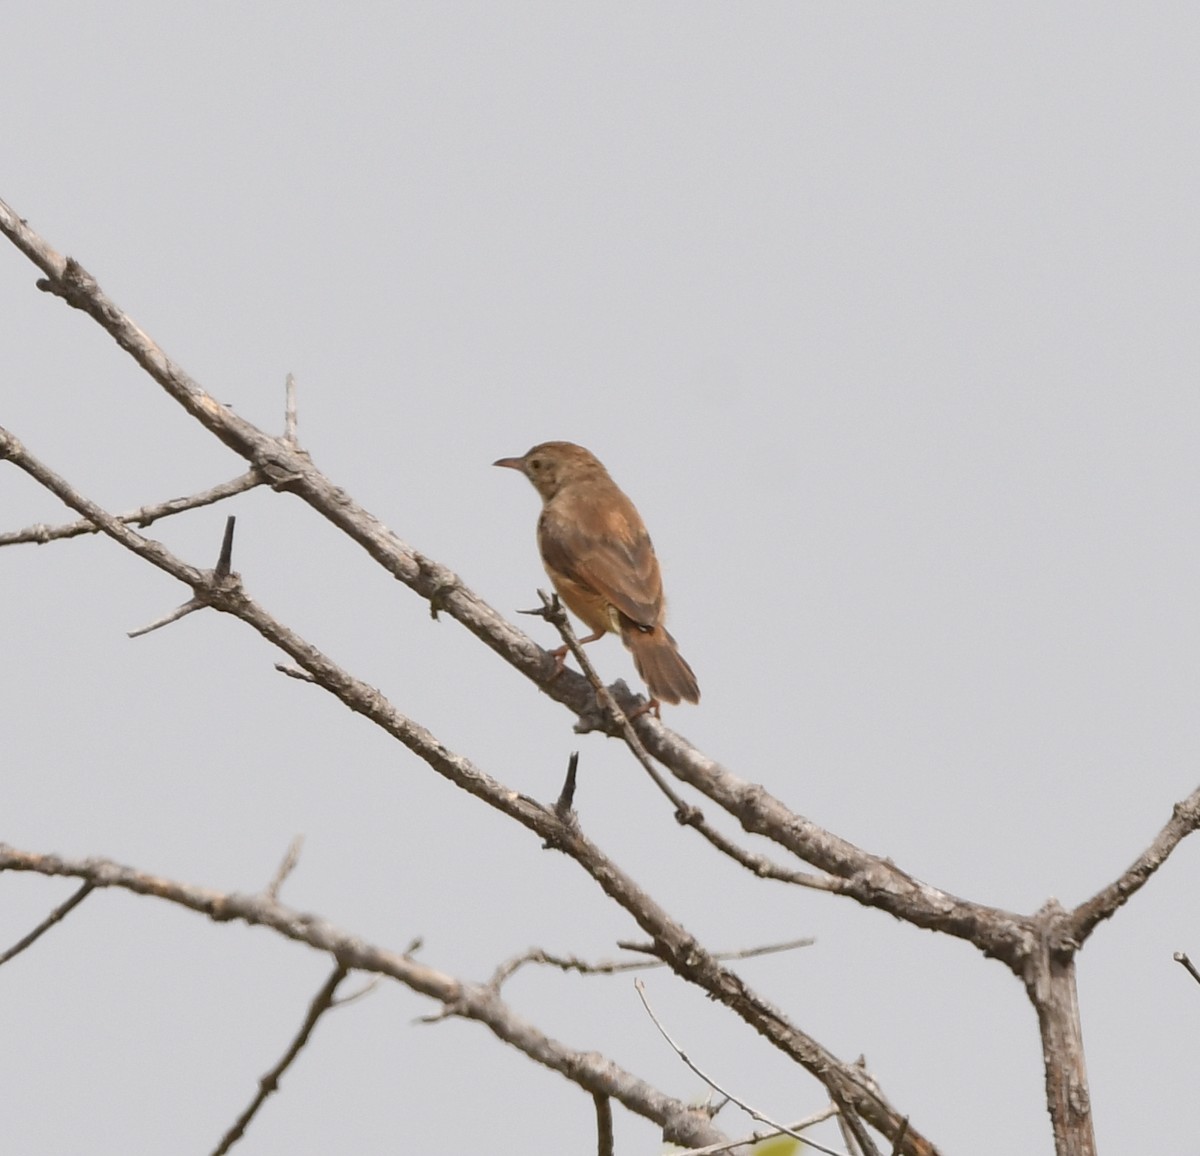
[{"left": 494, "top": 441, "right": 699, "bottom": 709}]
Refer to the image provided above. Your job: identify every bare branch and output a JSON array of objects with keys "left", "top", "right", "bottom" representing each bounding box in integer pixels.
[
  {"left": 0, "top": 470, "right": 262, "bottom": 548},
  {"left": 593, "top": 1092, "right": 614, "bottom": 1156},
  {"left": 211, "top": 964, "right": 350, "bottom": 1156},
  {"left": 1069, "top": 786, "right": 1200, "bottom": 943},
  {"left": 0, "top": 194, "right": 554, "bottom": 690},
  {"left": 0, "top": 842, "right": 726, "bottom": 1150},
  {"left": 533, "top": 592, "right": 844, "bottom": 893},
  {"left": 634, "top": 978, "right": 843, "bottom": 1156},
  {"left": 0, "top": 427, "right": 206, "bottom": 599},
  {"left": 0, "top": 881, "right": 95, "bottom": 966},
  {"left": 0, "top": 198, "right": 1040, "bottom": 980},
  {"left": 626, "top": 708, "right": 1036, "bottom": 970},
  {"left": 0, "top": 427, "right": 932, "bottom": 1153},
  {"left": 1025, "top": 902, "right": 1097, "bottom": 1156}
]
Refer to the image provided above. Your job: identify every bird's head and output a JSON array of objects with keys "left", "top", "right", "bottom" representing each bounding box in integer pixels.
[{"left": 493, "top": 441, "right": 607, "bottom": 501}]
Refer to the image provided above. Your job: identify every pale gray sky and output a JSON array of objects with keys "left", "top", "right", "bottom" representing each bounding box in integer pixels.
[{"left": 3, "top": 5, "right": 1200, "bottom": 1154}]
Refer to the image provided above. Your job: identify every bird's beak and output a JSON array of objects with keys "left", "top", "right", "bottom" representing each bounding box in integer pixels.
[{"left": 493, "top": 456, "right": 525, "bottom": 471}]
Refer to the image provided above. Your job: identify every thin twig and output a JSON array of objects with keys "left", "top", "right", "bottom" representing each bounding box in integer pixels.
[
  {"left": 677, "top": 1105, "right": 841, "bottom": 1156},
  {"left": 127, "top": 597, "right": 205, "bottom": 639},
  {"left": 333, "top": 976, "right": 381, "bottom": 1006},
  {"left": 532, "top": 592, "right": 843, "bottom": 892},
  {"left": 210, "top": 964, "right": 350, "bottom": 1155},
  {"left": 634, "top": 978, "right": 844, "bottom": 1156},
  {"left": 265, "top": 836, "right": 304, "bottom": 902},
  {"left": 283, "top": 373, "right": 298, "bottom": 445},
  {"left": 489, "top": 936, "right": 815, "bottom": 989},
  {"left": 0, "top": 471, "right": 261, "bottom": 548},
  {"left": 1173, "top": 952, "right": 1200, "bottom": 986},
  {"left": 0, "top": 881, "right": 95, "bottom": 966}
]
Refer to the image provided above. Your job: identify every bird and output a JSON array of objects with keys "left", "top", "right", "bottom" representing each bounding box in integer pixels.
[{"left": 494, "top": 441, "right": 699, "bottom": 710}]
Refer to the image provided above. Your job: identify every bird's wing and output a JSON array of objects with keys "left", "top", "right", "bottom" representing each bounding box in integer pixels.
[{"left": 538, "top": 496, "right": 663, "bottom": 628}]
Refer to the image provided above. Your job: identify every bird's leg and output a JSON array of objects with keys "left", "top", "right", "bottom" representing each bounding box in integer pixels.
[{"left": 547, "top": 629, "right": 606, "bottom": 679}]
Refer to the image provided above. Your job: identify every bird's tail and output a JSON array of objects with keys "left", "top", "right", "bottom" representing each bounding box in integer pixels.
[{"left": 621, "top": 623, "right": 700, "bottom": 706}]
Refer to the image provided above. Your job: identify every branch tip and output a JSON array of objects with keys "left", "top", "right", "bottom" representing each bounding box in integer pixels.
[
  {"left": 283, "top": 373, "right": 298, "bottom": 445},
  {"left": 1174, "top": 951, "right": 1200, "bottom": 986},
  {"left": 265, "top": 835, "right": 304, "bottom": 902},
  {"left": 127, "top": 597, "right": 204, "bottom": 639}
]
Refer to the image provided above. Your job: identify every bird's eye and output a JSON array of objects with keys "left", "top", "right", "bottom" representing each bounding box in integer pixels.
[{"left": 529, "top": 459, "right": 543, "bottom": 471}]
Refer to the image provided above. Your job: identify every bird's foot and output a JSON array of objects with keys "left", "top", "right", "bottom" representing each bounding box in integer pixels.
[
  {"left": 545, "top": 644, "right": 569, "bottom": 682},
  {"left": 628, "top": 697, "right": 661, "bottom": 721}
]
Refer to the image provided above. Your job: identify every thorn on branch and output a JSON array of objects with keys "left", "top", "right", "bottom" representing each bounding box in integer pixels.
[
  {"left": 215, "top": 515, "right": 236, "bottom": 578},
  {"left": 616, "top": 940, "right": 664, "bottom": 959},
  {"left": 516, "top": 588, "right": 562, "bottom": 623},
  {"left": 555, "top": 752, "right": 580, "bottom": 820},
  {"left": 128, "top": 516, "right": 241, "bottom": 639}
]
